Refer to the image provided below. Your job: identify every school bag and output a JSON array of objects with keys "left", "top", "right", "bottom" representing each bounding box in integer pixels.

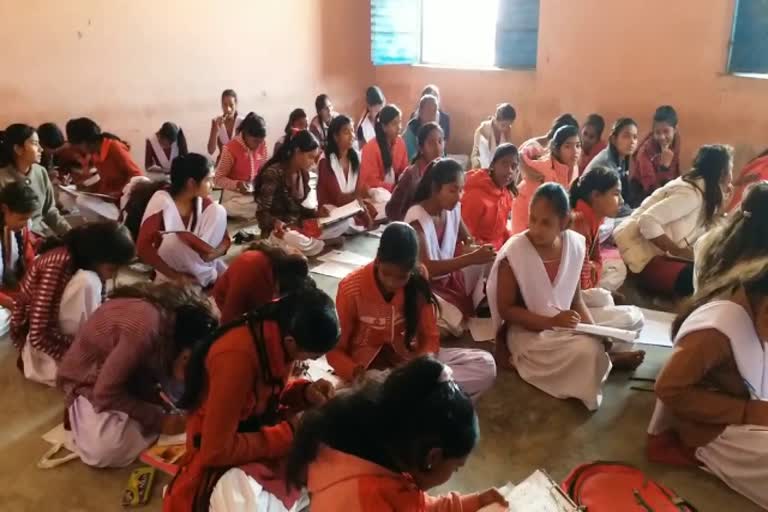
[{"left": 561, "top": 461, "right": 697, "bottom": 511}]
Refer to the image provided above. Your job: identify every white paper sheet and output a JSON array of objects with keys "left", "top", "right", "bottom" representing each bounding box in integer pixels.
[
  {"left": 317, "top": 250, "right": 372, "bottom": 267},
  {"left": 468, "top": 317, "right": 496, "bottom": 342},
  {"left": 554, "top": 323, "right": 638, "bottom": 343},
  {"left": 157, "top": 432, "right": 187, "bottom": 447},
  {"left": 365, "top": 224, "right": 387, "bottom": 238},
  {"left": 635, "top": 307, "right": 676, "bottom": 347},
  {"left": 310, "top": 261, "right": 359, "bottom": 279},
  {"left": 478, "top": 136, "right": 492, "bottom": 169},
  {"left": 319, "top": 200, "right": 363, "bottom": 226},
  {"left": 479, "top": 470, "right": 577, "bottom": 512}
]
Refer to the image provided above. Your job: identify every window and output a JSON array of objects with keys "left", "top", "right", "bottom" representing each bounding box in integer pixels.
[
  {"left": 371, "top": 0, "right": 540, "bottom": 69},
  {"left": 728, "top": 0, "right": 768, "bottom": 76}
]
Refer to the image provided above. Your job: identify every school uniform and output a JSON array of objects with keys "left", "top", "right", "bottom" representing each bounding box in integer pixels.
[
  {"left": 487, "top": 231, "right": 611, "bottom": 411},
  {"left": 631, "top": 132, "right": 681, "bottom": 205},
  {"left": 0, "top": 224, "right": 35, "bottom": 336},
  {"left": 0, "top": 163, "right": 70, "bottom": 236},
  {"left": 584, "top": 146, "right": 632, "bottom": 211},
  {"left": 56, "top": 298, "right": 172, "bottom": 468},
  {"left": 214, "top": 114, "right": 244, "bottom": 157},
  {"left": 578, "top": 140, "right": 607, "bottom": 175},
  {"left": 255, "top": 163, "right": 350, "bottom": 257},
  {"left": 359, "top": 137, "right": 409, "bottom": 192},
  {"left": 316, "top": 154, "right": 370, "bottom": 231},
  {"left": 214, "top": 134, "right": 268, "bottom": 219},
  {"left": 91, "top": 138, "right": 144, "bottom": 197},
  {"left": 309, "top": 115, "right": 330, "bottom": 148},
  {"left": 137, "top": 190, "right": 229, "bottom": 288},
  {"left": 212, "top": 250, "right": 275, "bottom": 324},
  {"left": 144, "top": 132, "right": 188, "bottom": 172},
  {"left": 470, "top": 119, "right": 512, "bottom": 169},
  {"left": 385, "top": 160, "right": 429, "bottom": 222},
  {"left": 163, "top": 320, "right": 313, "bottom": 512},
  {"left": 460, "top": 168, "right": 514, "bottom": 251},
  {"left": 307, "top": 445, "right": 483, "bottom": 511},
  {"left": 404, "top": 204, "right": 488, "bottom": 338},
  {"left": 649, "top": 300, "right": 768, "bottom": 510},
  {"left": 11, "top": 247, "right": 100, "bottom": 386},
  {"left": 613, "top": 177, "right": 706, "bottom": 295},
  {"left": 356, "top": 116, "right": 376, "bottom": 147},
  {"left": 512, "top": 151, "right": 575, "bottom": 234},
  {"left": 728, "top": 154, "right": 768, "bottom": 210}
]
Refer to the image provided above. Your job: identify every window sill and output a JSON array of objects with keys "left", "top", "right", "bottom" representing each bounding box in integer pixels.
[
  {"left": 413, "top": 63, "right": 535, "bottom": 72},
  {"left": 727, "top": 72, "right": 768, "bottom": 80}
]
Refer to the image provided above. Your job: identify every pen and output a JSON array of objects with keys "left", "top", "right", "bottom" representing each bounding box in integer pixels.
[{"left": 156, "top": 383, "right": 182, "bottom": 414}]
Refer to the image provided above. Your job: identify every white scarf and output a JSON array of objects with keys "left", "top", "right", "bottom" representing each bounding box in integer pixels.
[
  {"left": 148, "top": 134, "right": 179, "bottom": 171},
  {"left": 487, "top": 230, "right": 585, "bottom": 333},
  {"left": 361, "top": 117, "right": 376, "bottom": 144},
  {"left": 218, "top": 115, "right": 243, "bottom": 145},
  {"left": 141, "top": 190, "right": 202, "bottom": 234},
  {"left": 330, "top": 153, "right": 358, "bottom": 194},
  {"left": 403, "top": 204, "right": 460, "bottom": 262}
]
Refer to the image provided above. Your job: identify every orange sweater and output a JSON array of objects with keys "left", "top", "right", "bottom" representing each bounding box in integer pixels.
[
  {"left": 327, "top": 262, "right": 440, "bottom": 382},
  {"left": 460, "top": 168, "right": 514, "bottom": 250},
  {"left": 360, "top": 137, "right": 409, "bottom": 191},
  {"left": 91, "top": 138, "right": 144, "bottom": 197},
  {"left": 308, "top": 445, "right": 482, "bottom": 511}
]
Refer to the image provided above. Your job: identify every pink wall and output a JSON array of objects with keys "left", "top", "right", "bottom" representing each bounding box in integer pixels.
[
  {"left": 368, "top": 0, "right": 768, "bottom": 169},
  {"left": 0, "top": 0, "right": 370, "bottom": 161}
]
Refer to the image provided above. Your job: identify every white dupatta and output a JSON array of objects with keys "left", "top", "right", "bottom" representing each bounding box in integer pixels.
[
  {"left": 404, "top": 204, "right": 460, "bottom": 262},
  {"left": 330, "top": 153, "right": 358, "bottom": 194},
  {"left": 148, "top": 134, "right": 179, "bottom": 171},
  {"left": 218, "top": 115, "right": 243, "bottom": 146},
  {"left": 142, "top": 190, "right": 202, "bottom": 234},
  {"left": 487, "top": 230, "right": 585, "bottom": 334}
]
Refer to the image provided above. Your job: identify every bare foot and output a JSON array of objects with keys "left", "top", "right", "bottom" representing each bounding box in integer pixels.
[
  {"left": 494, "top": 337, "right": 515, "bottom": 371},
  {"left": 610, "top": 350, "right": 646, "bottom": 371}
]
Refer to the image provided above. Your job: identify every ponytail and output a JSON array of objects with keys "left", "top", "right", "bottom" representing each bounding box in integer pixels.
[
  {"left": 569, "top": 166, "right": 620, "bottom": 207},
  {"left": 413, "top": 158, "right": 463, "bottom": 204}
]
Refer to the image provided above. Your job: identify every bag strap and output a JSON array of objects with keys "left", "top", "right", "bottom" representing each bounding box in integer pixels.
[{"left": 37, "top": 443, "right": 80, "bottom": 469}]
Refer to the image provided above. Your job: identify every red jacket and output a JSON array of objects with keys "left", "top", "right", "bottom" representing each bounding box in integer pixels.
[
  {"left": 163, "top": 320, "right": 311, "bottom": 512},
  {"left": 360, "top": 137, "right": 409, "bottom": 191},
  {"left": 570, "top": 199, "right": 603, "bottom": 290},
  {"left": 212, "top": 250, "right": 275, "bottom": 324},
  {"left": 460, "top": 169, "right": 514, "bottom": 250},
  {"left": 91, "top": 138, "right": 144, "bottom": 197}
]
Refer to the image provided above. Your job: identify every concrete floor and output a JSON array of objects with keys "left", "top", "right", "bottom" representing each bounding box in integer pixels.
[{"left": 0, "top": 233, "right": 757, "bottom": 511}]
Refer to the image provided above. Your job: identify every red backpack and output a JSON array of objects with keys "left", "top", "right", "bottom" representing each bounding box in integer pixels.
[{"left": 561, "top": 462, "right": 698, "bottom": 511}]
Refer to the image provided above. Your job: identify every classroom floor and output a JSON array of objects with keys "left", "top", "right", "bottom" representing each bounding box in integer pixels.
[{"left": 0, "top": 234, "right": 758, "bottom": 511}]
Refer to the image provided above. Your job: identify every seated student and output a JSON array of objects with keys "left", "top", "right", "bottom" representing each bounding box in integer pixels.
[
  {"left": 727, "top": 148, "right": 768, "bottom": 210},
  {"left": 694, "top": 181, "right": 768, "bottom": 294},
  {"left": 37, "top": 122, "right": 65, "bottom": 173},
  {"left": 163, "top": 287, "right": 340, "bottom": 512},
  {"left": 584, "top": 118, "right": 639, "bottom": 213},
  {"left": 309, "top": 94, "right": 336, "bottom": 149},
  {"left": 287, "top": 356, "right": 507, "bottom": 511},
  {"left": 328, "top": 222, "right": 496, "bottom": 399},
  {"left": 614, "top": 145, "right": 733, "bottom": 297},
  {"left": 56, "top": 283, "right": 217, "bottom": 468},
  {"left": 403, "top": 94, "right": 439, "bottom": 161},
  {"left": 145, "top": 122, "right": 189, "bottom": 173},
  {"left": 274, "top": 108, "right": 309, "bottom": 155},
  {"left": 520, "top": 113, "right": 579, "bottom": 161},
  {"left": 386, "top": 122, "right": 445, "bottom": 222},
  {"left": 512, "top": 125, "right": 580, "bottom": 234},
  {"left": 255, "top": 130, "right": 347, "bottom": 257},
  {"left": 214, "top": 112, "right": 269, "bottom": 219},
  {"left": 316, "top": 115, "right": 374, "bottom": 229},
  {"left": 138, "top": 153, "right": 229, "bottom": 287},
  {"left": 207, "top": 89, "right": 244, "bottom": 159},
  {"left": 11, "top": 222, "right": 135, "bottom": 386},
  {"left": 461, "top": 143, "right": 519, "bottom": 251},
  {"left": 631, "top": 105, "right": 681, "bottom": 204},
  {"left": 360, "top": 104, "right": 409, "bottom": 192},
  {"left": 0, "top": 124, "right": 70, "bottom": 236},
  {"left": 0, "top": 183, "right": 39, "bottom": 334},
  {"left": 578, "top": 114, "right": 607, "bottom": 174},
  {"left": 412, "top": 84, "right": 451, "bottom": 143},
  {"left": 356, "top": 85, "right": 386, "bottom": 147},
  {"left": 405, "top": 159, "right": 496, "bottom": 336},
  {"left": 470, "top": 103, "right": 516, "bottom": 169},
  {"left": 488, "top": 183, "right": 610, "bottom": 411},
  {"left": 212, "top": 241, "right": 310, "bottom": 323},
  {"left": 67, "top": 117, "right": 144, "bottom": 199},
  {"left": 649, "top": 271, "right": 768, "bottom": 510}
]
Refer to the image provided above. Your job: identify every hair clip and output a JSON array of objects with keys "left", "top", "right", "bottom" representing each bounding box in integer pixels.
[
  {"left": 438, "top": 365, "right": 454, "bottom": 383},
  {"left": 743, "top": 210, "right": 753, "bottom": 218}
]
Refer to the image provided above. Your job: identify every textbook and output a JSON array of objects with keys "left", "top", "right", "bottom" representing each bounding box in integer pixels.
[
  {"left": 139, "top": 442, "right": 185, "bottom": 476},
  {"left": 318, "top": 200, "right": 363, "bottom": 227},
  {"left": 479, "top": 470, "right": 577, "bottom": 512},
  {"left": 554, "top": 323, "right": 639, "bottom": 343}
]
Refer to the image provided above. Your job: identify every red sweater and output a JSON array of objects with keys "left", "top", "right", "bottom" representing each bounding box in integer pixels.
[
  {"left": 359, "top": 137, "right": 409, "bottom": 192},
  {"left": 212, "top": 250, "right": 275, "bottom": 324},
  {"left": 91, "top": 138, "right": 144, "bottom": 197},
  {"left": 163, "top": 321, "right": 311, "bottom": 512},
  {"left": 570, "top": 199, "right": 603, "bottom": 290},
  {"left": 460, "top": 168, "right": 514, "bottom": 250},
  {"left": 316, "top": 155, "right": 362, "bottom": 207}
]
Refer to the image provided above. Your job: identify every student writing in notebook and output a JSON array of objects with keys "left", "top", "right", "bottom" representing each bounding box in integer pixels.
[
  {"left": 138, "top": 153, "right": 230, "bottom": 287},
  {"left": 207, "top": 89, "right": 243, "bottom": 158},
  {"left": 487, "top": 183, "right": 611, "bottom": 411},
  {"left": 56, "top": 283, "right": 217, "bottom": 468},
  {"left": 287, "top": 356, "right": 507, "bottom": 511},
  {"left": 163, "top": 287, "right": 340, "bottom": 512},
  {"left": 12, "top": 222, "right": 135, "bottom": 387},
  {"left": 648, "top": 270, "right": 768, "bottom": 510},
  {"left": 212, "top": 241, "right": 310, "bottom": 323},
  {"left": 145, "top": 122, "right": 188, "bottom": 173},
  {"left": 327, "top": 222, "right": 496, "bottom": 400},
  {"left": 405, "top": 159, "right": 496, "bottom": 337},
  {"left": 386, "top": 122, "right": 445, "bottom": 222}
]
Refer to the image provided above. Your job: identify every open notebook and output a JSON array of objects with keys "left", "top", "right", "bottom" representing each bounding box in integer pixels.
[
  {"left": 479, "top": 470, "right": 578, "bottom": 512},
  {"left": 318, "top": 200, "right": 363, "bottom": 227},
  {"left": 553, "top": 323, "right": 639, "bottom": 343},
  {"left": 311, "top": 250, "right": 373, "bottom": 279}
]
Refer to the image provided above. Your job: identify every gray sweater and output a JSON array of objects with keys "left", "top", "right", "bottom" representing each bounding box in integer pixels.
[{"left": 0, "top": 163, "right": 70, "bottom": 236}]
